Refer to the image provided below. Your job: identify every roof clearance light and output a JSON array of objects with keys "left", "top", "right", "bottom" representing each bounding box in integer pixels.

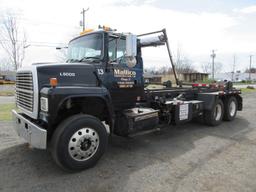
[
  {"left": 80, "top": 29, "right": 94, "bottom": 36},
  {"left": 99, "top": 25, "right": 115, "bottom": 31},
  {"left": 103, "top": 25, "right": 110, "bottom": 31}
]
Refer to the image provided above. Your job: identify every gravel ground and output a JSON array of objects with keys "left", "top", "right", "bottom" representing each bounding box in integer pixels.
[{"left": 0, "top": 92, "right": 256, "bottom": 192}]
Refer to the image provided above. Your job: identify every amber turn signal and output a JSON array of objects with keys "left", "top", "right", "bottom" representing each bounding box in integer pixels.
[{"left": 50, "top": 78, "right": 58, "bottom": 87}]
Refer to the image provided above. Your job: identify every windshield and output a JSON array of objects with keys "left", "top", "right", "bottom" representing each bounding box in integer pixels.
[{"left": 67, "top": 33, "right": 103, "bottom": 62}]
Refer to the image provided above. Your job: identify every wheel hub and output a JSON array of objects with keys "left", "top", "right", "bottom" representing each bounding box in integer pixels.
[
  {"left": 214, "top": 104, "right": 222, "bottom": 121},
  {"left": 68, "top": 128, "right": 99, "bottom": 161},
  {"left": 229, "top": 101, "right": 236, "bottom": 117},
  {"left": 80, "top": 139, "right": 92, "bottom": 151}
]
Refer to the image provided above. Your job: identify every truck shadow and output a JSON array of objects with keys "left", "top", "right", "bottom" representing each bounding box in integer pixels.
[{"left": 0, "top": 117, "right": 251, "bottom": 192}]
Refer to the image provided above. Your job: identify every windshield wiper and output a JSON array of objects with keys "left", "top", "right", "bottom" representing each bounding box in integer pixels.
[
  {"left": 66, "top": 59, "right": 80, "bottom": 63},
  {"left": 109, "top": 56, "right": 123, "bottom": 64},
  {"left": 79, "top": 56, "right": 101, "bottom": 63}
]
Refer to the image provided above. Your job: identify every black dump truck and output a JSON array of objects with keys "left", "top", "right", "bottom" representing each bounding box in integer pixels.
[{"left": 12, "top": 27, "right": 242, "bottom": 171}]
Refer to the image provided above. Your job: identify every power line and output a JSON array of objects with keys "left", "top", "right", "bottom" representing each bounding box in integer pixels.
[
  {"left": 24, "top": 44, "right": 62, "bottom": 48},
  {"left": 0, "top": 39, "right": 67, "bottom": 45},
  {"left": 0, "top": 15, "right": 80, "bottom": 29}
]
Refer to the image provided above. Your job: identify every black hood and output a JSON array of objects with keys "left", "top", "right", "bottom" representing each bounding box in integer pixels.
[{"left": 36, "top": 63, "right": 98, "bottom": 89}]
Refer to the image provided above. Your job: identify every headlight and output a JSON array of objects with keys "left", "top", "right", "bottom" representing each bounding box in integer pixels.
[{"left": 40, "top": 97, "right": 48, "bottom": 112}]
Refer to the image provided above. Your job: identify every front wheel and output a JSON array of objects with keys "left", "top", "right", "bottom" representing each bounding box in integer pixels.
[
  {"left": 51, "top": 114, "right": 108, "bottom": 171},
  {"left": 204, "top": 99, "right": 224, "bottom": 126}
]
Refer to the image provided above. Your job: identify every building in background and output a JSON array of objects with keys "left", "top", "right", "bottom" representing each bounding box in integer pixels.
[
  {"left": 181, "top": 72, "right": 209, "bottom": 82},
  {"left": 214, "top": 72, "right": 256, "bottom": 82},
  {"left": 144, "top": 73, "right": 163, "bottom": 84},
  {"left": 144, "top": 72, "right": 209, "bottom": 84},
  {"left": 0, "top": 71, "right": 16, "bottom": 82}
]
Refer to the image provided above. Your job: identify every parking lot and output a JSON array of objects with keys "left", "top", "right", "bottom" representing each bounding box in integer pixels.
[{"left": 0, "top": 92, "right": 256, "bottom": 192}]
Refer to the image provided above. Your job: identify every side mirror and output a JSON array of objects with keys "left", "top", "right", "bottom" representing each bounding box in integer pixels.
[{"left": 126, "top": 34, "right": 137, "bottom": 57}]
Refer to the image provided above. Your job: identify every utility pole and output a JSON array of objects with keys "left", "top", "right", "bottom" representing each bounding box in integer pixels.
[
  {"left": 80, "top": 8, "right": 89, "bottom": 31},
  {"left": 249, "top": 55, "right": 253, "bottom": 81},
  {"left": 211, "top": 50, "right": 216, "bottom": 80},
  {"left": 232, "top": 55, "right": 236, "bottom": 82}
]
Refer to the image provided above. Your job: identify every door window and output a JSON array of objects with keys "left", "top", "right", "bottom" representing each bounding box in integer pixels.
[{"left": 108, "top": 37, "right": 126, "bottom": 64}]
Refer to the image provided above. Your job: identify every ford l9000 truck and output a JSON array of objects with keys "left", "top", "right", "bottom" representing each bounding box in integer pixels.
[{"left": 12, "top": 27, "right": 242, "bottom": 171}]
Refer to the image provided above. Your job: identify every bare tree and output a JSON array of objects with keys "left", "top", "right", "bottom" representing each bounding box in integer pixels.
[
  {"left": 56, "top": 48, "right": 68, "bottom": 62},
  {"left": 175, "top": 46, "right": 196, "bottom": 73},
  {"left": 201, "top": 61, "right": 222, "bottom": 74},
  {"left": 201, "top": 62, "right": 211, "bottom": 73},
  {"left": 214, "top": 62, "right": 223, "bottom": 74},
  {"left": 0, "top": 13, "right": 27, "bottom": 70},
  {"left": 0, "top": 58, "right": 11, "bottom": 71}
]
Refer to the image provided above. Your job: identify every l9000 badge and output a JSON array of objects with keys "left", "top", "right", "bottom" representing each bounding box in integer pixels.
[{"left": 60, "top": 72, "right": 76, "bottom": 77}]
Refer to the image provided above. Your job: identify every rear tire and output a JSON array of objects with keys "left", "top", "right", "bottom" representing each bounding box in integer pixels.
[
  {"left": 204, "top": 99, "right": 224, "bottom": 126},
  {"left": 51, "top": 114, "right": 108, "bottom": 172},
  {"left": 223, "top": 96, "right": 237, "bottom": 121}
]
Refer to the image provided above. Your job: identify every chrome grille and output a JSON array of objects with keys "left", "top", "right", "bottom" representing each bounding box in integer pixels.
[{"left": 16, "top": 72, "right": 34, "bottom": 112}]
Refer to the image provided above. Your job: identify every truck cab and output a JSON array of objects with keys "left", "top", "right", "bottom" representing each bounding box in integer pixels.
[{"left": 71, "top": 30, "right": 145, "bottom": 110}]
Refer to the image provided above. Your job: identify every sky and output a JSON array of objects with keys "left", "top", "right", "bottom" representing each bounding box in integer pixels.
[{"left": 1, "top": 0, "right": 256, "bottom": 72}]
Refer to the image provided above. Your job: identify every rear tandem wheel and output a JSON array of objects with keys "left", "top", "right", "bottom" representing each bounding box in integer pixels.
[
  {"left": 223, "top": 96, "right": 238, "bottom": 121},
  {"left": 204, "top": 99, "right": 224, "bottom": 126}
]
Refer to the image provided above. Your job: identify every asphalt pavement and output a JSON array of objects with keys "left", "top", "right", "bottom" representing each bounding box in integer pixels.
[{"left": 0, "top": 92, "right": 256, "bottom": 192}]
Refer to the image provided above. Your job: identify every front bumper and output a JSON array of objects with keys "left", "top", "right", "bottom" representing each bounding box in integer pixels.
[{"left": 12, "top": 110, "right": 47, "bottom": 149}]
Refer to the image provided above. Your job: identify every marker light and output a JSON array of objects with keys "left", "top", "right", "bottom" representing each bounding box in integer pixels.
[
  {"left": 103, "top": 25, "right": 111, "bottom": 31},
  {"left": 50, "top": 78, "right": 58, "bottom": 87},
  {"left": 80, "top": 29, "right": 94, "bottom": 36},
  {"left": 98, "top": 25, "right": 116, "bottom": 31}
]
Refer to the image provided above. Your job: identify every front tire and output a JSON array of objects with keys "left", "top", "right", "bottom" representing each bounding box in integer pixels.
[
  {"left": 51, "top": 114, "right": 108, "bottom": 171},
  {"left": 204, "top": 99, "right": 224, "bottom": 126}
]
